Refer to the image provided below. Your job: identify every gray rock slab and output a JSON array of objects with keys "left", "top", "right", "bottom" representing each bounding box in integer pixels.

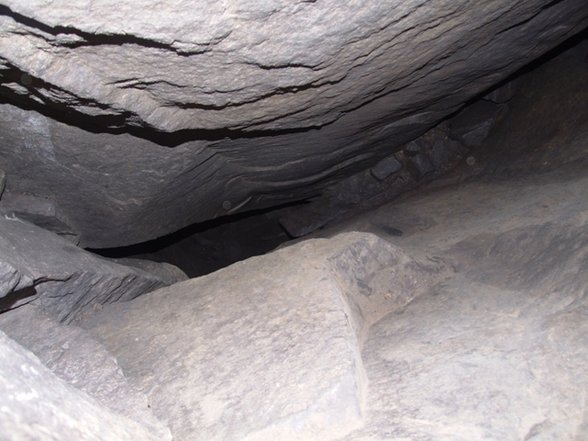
[
  {"left": 85, "top": 232, "right": 449, "bottom": 441},
  {"left": 0, "top": 216, "right": 175, "bottom": 323},
  {"left": 1, "top": 0, "right": 586, "bottom": 132},
  {"left": 0, "top": 305, "right": 171, "bottom": 440},
  {"left": 0, "top": 329, "right": 165, "bottom": 441},
  {"left": 370, "top": 156, "right": 402, "bottom": 181},
  {"left": 0, "top": 192, "right": 79, "bottom": 243}
]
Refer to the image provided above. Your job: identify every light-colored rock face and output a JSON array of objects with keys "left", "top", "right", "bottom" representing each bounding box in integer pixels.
[
  {"left": 0, "top": 1, "right": 587, "bottom": 246},
  {"left": 7, "top": 0, "right": 587, "bottom": 132},
  {"left": 0, "top": 35, "right": 587, "bottom": 441},
  {"left": 84, "top": 232, "right": 449, "bottom": 441},
  {"left": 0, "top": 330, "right": 165, "bottom": 441},
  {"left": 0, "top": 305, "right": 171, "bottom": 440}
]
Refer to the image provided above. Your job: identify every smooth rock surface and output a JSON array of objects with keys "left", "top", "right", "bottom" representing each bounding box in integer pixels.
[
  {"left": 0, "top": 2, "right": 586, "bottom": 247},
  {"left": 0, "top": 330, "right": 164, "bottom": 441},
  {"left": 85, "top": 232, "right": 449, "bottom": 441},
  {"left": 0, "top": 216, "right": 183, "bottom": 323}
]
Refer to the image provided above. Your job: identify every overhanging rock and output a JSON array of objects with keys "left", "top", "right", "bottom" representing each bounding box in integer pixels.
[{"left": 0, "top": 1, "right": 587, "bottom": 246}]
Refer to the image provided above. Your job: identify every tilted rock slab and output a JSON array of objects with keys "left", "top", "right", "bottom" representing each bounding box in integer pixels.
[
  {"left": 85, "top": 232, "right": 449, "bottom": 441},
  {"left": 0, "top": 1, "right": 587, "bottom": 246},
  {"left": 1, "top": 0, "right": 587, "bottom": 132},
  {"left": 0, "top": 305, "right": 171, "bottom": 440},
  {"left": 0, "top": 216, "right": 185, "bottom": 323},
  {"left": 0, "top": 330, "right": 166, "bottom": 441}
]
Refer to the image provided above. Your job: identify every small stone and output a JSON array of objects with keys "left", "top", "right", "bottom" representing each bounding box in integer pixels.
[
  {"left": 410, "top": 153, "right": 434, "bottom": 180},
  {"left": 466, "top": 156, "right": 476, "bottom": 166},
  {"left": 370, "top": 156, "right": 402, "bottom": 181}
]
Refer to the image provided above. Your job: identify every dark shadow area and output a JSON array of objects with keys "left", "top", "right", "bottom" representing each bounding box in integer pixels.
[
  {"left": 0, "top": 286, "right": 37, "bottom": 314},
  {"left": 464, "top": 27, "right": 588, "bottom": 109},
  {"left": 90, "top": 202, "right": 305, "bottom": 277}
]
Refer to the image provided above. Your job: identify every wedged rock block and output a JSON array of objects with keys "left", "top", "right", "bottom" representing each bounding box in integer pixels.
[
  {"left": 0, "top": 216, "right": 185, "bottom": 323},
  {"left": 0, "top": 305, "right": 171, "bottom": 440},
  {"left": 85, "top": 232, "right": 449, "bottom": 441},
  {"left": 0, "top": 330, "right": 165, "bottom": 441}
]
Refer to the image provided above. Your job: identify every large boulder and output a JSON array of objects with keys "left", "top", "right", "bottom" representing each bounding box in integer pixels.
[
  {"left": 84, "top": 232, "right": 449, "bottom": 441},
  {"left": 0, "top": 1, "right": 586, "bottom": 246}
]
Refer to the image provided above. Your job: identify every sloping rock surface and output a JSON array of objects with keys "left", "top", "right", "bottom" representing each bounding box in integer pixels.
[
  {"left": 0, "top": 330, "right": 165, "bottom": 441},
  {"left": 0, "top": 216, "right": 185, "bottom": 323},
  {"left": 0, "top": 305, "right": 171, "bottom": 440},
  {"left": 0, "top": 1, "right": 586, "bottom": 247},
  {"left": 82, "top": 45, "right": 588, "bottom": 440}
]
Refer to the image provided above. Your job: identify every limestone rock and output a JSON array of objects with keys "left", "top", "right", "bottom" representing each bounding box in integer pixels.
[
  {"left": 0, "top": 216, "right": 178, "bottom": 323},
  {"left": 0, "top": 330, "right": 165, "bottom": 441},
  {"left": 449, "top": 100, "right": 504, "bottom": 147},
  {"left": 85, "top": 232, "right": 449, "bottom": 441},
  {"left": 370, "top": 156, "right": 402, "bottom": 181},
  {"left": 0, "top": 305, "right": 171, "bottom": 440}
]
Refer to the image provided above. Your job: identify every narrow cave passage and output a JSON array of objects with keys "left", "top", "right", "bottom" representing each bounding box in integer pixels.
[{"left": 0, "top": 3, "right": 587, "bottom": 441}]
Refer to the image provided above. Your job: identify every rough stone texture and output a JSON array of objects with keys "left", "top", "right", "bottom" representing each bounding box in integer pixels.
[
  {"left": 0, "top": 192, "right": 79, "bottom": 243},
  {"left": 0, "top": 216, "right": 184, "bottom": 323},
  {"left": 322, "top": 46, "right": 588, "bottom": 438},
  {"left": 0, "top": 1, "right": 587, "bottom": 247},
  {"left": 370, "top": 155, "right": 402, "bottom": 181},
  {"left": 0, "top": 305, "right": 171, "bottom": 440},
  {"left": 1, "top": 0, "right": 586, "bottom": 132},
  {"left": 85, "top": 232, "right": 448, "bottom": 441},
  {"left": 108, "top": 258, "right": 188, "bottom": 286},
  {"left": 0, "top": 330, "right": 165, "bottom": 441},
  {"left": 3, "top": 37, "right": 586, "bottom": 441},
  {"left": 278, "top": 122, "right": 467, "bottom": 237},
  {"left": 330, "top": 165, "right": 588, "bottom": 440}
]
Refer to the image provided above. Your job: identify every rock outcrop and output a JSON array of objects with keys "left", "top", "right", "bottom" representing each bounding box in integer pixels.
[
  {"left": 0, "top": 216, "right": 186, "bottom": 323},
  {"left": 1, "top": 1, "right": 586, "bottom": 246}
]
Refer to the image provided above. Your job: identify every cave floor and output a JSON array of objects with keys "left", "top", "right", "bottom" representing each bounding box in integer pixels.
[
  {"left": 329, "top": 161, "right": 588, "bottom": 440},
  {"left": 2, "top": 156, "right": 586, "bottom": 441}
]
